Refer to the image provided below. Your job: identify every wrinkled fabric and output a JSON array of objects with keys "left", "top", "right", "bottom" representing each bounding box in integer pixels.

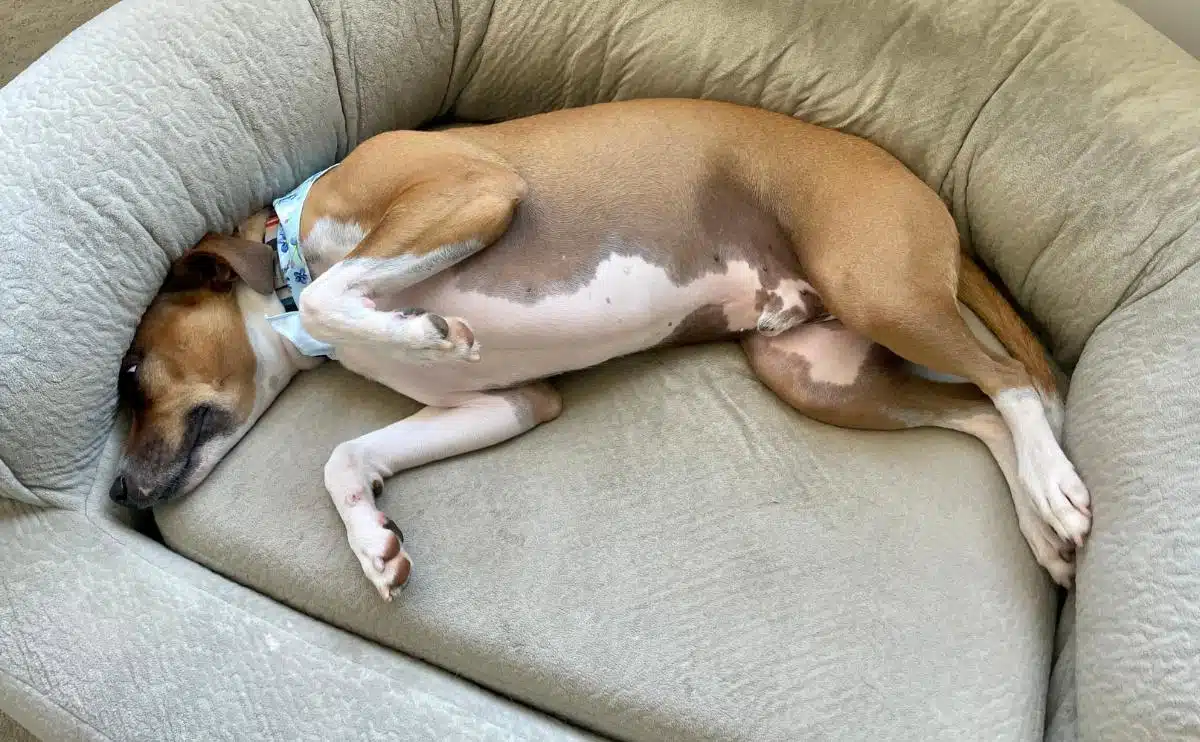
[
  {"left": 1046, "top": 592, "right": 1078, "bottom": 742},
  {"left": 2, "top": 0, "right": 1199, "bottom": 739},
  {"left": 1069, "top": 260, "right": 1200, "bottom": 742},
  {"left": 0, "top": 0, "right": 118, "bottom": 86}
]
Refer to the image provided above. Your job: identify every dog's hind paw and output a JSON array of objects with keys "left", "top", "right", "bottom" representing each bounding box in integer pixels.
[
  {"left": 1021, "top": 516, "right": 1076, "bottom": 588},
  {"left": 348, "top": 513, "right": 412, "bottom": 601},
  {"left": 1020, "top": 455, "right": 1092, "bottom": 548}
]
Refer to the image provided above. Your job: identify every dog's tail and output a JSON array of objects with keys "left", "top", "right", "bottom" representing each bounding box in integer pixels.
[{"left": 957, "top": 251, "right": 1064, "bottom": 438}]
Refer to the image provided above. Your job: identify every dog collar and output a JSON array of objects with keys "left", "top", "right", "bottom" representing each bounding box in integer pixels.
[{"left": 264, "top": 165, "right": 338, "bottom": 358}]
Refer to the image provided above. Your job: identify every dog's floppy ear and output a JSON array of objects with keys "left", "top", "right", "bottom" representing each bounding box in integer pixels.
[{"left": 166, "top": 234, "right": 276, "bottom": 295}]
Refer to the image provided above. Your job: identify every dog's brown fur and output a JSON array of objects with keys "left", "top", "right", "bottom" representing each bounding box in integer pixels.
[{"left": 113, "top": 99, "right": 1086, "bottom": 592}]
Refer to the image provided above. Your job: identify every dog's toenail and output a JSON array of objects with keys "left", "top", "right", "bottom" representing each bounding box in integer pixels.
[
  {"left": 382, "top": 518, "right": 404, "bottom": 543},
  {"left": 429, "top": 314, "right": 449, "bottom": 338},
  {"left": 371, "top": 479, "right": 382, "bottom": 496}
]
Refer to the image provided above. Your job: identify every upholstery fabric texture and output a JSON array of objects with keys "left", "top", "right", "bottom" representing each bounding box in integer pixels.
[
  {"left": 1, "top": 0, "right": 1198, "bottom": 739},
  {"left": 1, "top": 493, "right": 599, "bottom": 742},
  {"left": 1046, "top": 592, "right": 1078, "bottom": 742},
  {"left": 1068, "top": 264, "right": 1200, "bottom": 741},
  {"left": 159, "top": 345, "right": 1058, "bottom": 742},
  {"left": 0, "top": 0, "right": 119, "bottom": 87}
]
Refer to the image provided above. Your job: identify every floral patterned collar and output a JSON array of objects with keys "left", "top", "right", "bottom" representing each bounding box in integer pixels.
[{"left": 260, "top": 165, "right": 338, "bottom": 358}]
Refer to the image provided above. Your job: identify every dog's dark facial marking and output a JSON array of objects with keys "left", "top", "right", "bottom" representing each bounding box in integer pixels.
[{"left": 110, "top": 403, "right": 238, "bottom": 508}]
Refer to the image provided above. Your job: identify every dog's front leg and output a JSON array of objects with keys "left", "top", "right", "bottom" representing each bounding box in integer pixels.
[
  {"left": 299, "top": 163, "right": 525, "bottom": 362},
  {"left": 324, "top": 383, "right": 562, "bottom": 601}
]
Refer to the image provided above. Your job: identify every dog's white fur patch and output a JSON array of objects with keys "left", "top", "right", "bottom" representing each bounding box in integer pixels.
[
  {"left": 993, "top": 387, "right": 1091, "bottom": 546},
  {"left": 326, "top": 389, "right": 557, "bottom": 600},
  {"left": 299, "top": 241, "right": 484, "bottom": 354},
  {"left": 949, "top": 410, "right": 1076, "bottom": 586},
  {"left": 304, "top": 217, "right": 366, "bottom": 273}
]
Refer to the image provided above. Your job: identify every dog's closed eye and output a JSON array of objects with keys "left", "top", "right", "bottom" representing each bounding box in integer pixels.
[{"left": 118, "top": 358, "right": 146, "bottom": 409}]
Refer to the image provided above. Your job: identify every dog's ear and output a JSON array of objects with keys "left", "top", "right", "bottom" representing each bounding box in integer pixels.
[{"left": 166, "top": 234, "right": 276, "bottom": 295}]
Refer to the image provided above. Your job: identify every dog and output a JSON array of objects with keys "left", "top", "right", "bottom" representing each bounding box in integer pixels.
[{"left": 110, "top": 98, "right": 1090, "bottom": 599}]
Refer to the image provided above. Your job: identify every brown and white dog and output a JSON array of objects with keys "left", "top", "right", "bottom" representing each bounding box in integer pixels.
[{"left": 111, "top": 99, "right": 1090, "bottom": 598}]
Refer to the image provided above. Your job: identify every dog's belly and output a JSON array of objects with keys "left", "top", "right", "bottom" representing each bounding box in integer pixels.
[{"left": 336, "top": 253, "right": 821, "bottom": 405}]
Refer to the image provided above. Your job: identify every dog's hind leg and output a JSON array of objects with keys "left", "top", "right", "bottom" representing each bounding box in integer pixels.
[
  {"left": 299, "top": 160, "right": 526, "bottom": 360},
  {"left": 323, "top": 382, "right": 562, "bottom": 601},
  {"left": 793, "top": 187, "right": 1090, "bottom": 555},
  {"left": 743, "top": 322, "right": 1075, "bottom": 586}
]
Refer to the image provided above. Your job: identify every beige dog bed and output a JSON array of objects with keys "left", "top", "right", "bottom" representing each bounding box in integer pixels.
[{"left": 1, "top": 0, "right": 1198, "bottom": 739}]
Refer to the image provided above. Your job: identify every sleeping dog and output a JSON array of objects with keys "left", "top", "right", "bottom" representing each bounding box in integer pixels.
[{"left": 110, "top": 99, "right": 1089, "bottom": 599}]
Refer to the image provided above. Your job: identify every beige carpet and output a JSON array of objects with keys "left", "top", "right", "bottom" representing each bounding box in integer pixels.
[{"left": 1, "top": 0, "right": 119, "bottom": 86}]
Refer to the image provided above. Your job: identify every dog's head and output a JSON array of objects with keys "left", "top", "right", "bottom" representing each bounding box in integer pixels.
[{"left": 110, "top": 234, "right": 304, "bottom": 509}]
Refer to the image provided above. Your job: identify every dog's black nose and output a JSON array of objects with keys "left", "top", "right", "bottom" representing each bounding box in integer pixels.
[{"left": 109, "top": 475, "right": 129, "bottom": 504}]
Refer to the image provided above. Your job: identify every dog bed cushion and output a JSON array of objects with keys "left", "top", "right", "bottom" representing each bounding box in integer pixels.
[
  {"left": 158, "top": 344, "right": 1057, "bottom": 741},
  {"left": 3, "top": 0, "right": 1199, "bottom": 738}
]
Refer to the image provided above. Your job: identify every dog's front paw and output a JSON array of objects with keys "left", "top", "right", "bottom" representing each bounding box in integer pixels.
[
  {"left": 390, "top": 309, "right": 481, "bottom": 362},
  {"left": 348, "top": 513, "right": 412, "bottom": 601}
]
